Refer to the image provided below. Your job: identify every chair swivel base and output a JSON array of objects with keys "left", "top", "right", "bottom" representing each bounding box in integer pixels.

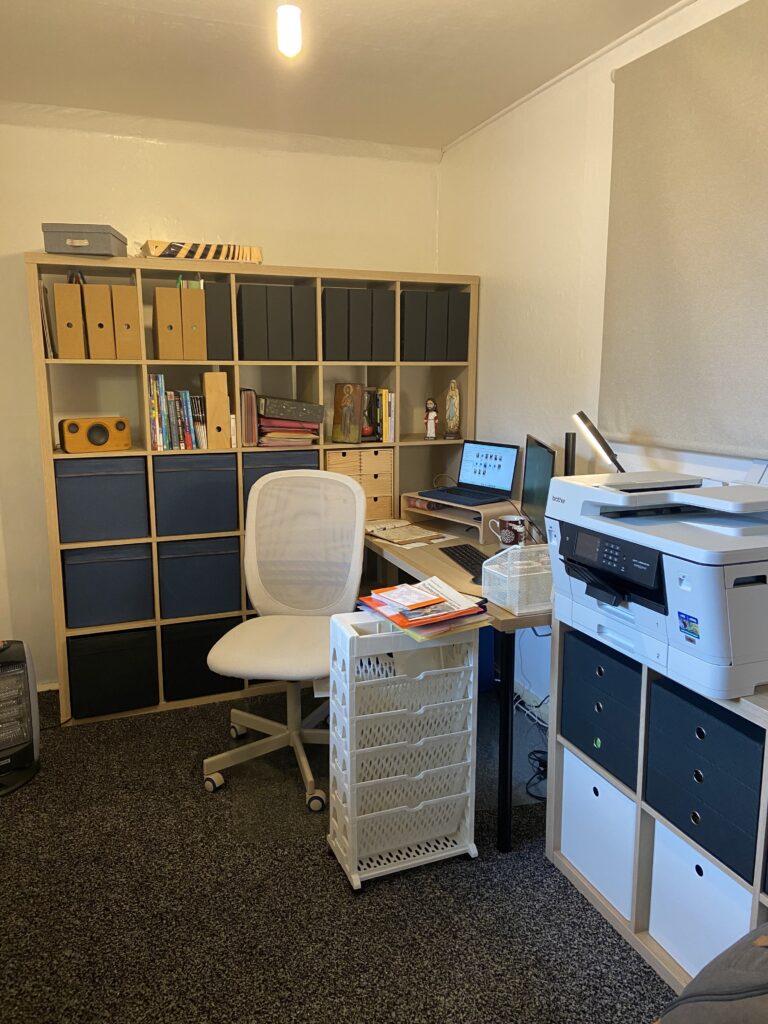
[{"left": 202, "top": 681, "right": 329, "bottom": 811}]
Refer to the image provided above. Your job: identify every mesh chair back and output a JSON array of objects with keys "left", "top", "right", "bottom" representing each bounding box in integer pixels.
[{"left": 244, "top": 470, "right": 366, "bottom": 616}]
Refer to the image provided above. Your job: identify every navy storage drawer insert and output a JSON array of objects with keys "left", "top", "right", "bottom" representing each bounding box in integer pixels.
[
  {"left": 560, "top": 630, "right": 641, "bottom": 790},
  {"left": 242, "top": 450, "right": 319, "bottom": 508},
  {"left": 55, "top": 457, "right": 149, "bottom": 543},
  {"left": 68, "top": 628, "right": 158, "bottom": 719},
  {"left": 63, "top": 543, "right": 154, "bottom": 628},
  {"left": 162, "top": 618, "right": 243, "bottom": 701},
  {"left": 154, "top": 454, "right": 237, "bottom": 536},
  {"left": 158, "top": 537, "right": 241, "bottom": 618}
]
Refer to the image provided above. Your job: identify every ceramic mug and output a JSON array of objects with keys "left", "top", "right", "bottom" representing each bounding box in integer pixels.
[{"left": 489, "top": 515, "right": 526, "bottom": 547}]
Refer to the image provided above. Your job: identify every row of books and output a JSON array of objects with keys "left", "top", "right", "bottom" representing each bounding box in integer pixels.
[
  {"left": 149, "top": 374, "right": 208, "bottom": 451},
  {"left": 359, "top": 578, "right": 489, "bottom": 641},
  {"left": 239, "top": 389, "right": 320, "bottom": 448},
  {"left": 368, "top": 387, "right": 395, "bottom": 443}
]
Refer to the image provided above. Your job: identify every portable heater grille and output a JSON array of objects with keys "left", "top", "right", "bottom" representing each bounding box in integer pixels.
[{"left": 0, "top": 641, "right": 40, "bottom": 795}]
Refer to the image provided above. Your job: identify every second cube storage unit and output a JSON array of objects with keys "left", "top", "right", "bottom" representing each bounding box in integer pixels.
[{"left": 328, "top": 612, "right": 479, "bottom": 889}]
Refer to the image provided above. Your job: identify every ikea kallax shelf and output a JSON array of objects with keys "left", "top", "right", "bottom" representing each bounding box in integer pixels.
[
  {"left": 25, "top": 254, "right": 479, "bottom": 723},
  {"left": 545, "top": 619, "right": 768, "bottom": 993},
  {"left": 328, "top": 612, "right": 479, "bottom": 888}
]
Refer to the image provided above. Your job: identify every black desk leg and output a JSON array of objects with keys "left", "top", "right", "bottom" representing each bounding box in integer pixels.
[{"left": 497, "top": 630, "right": 516, "bottom": 853}]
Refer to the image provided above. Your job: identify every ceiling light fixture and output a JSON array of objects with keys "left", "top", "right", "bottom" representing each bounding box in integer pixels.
[{"left": 277, "top": 4, "right": 302, "bottom": 58}]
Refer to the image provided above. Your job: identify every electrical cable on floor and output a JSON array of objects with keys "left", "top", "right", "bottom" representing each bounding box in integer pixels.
[{"left": 526, "top": 748, "right": 548, "bottom": 801}]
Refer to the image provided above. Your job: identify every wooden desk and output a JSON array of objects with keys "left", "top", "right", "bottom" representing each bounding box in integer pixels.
[{"left": 366, "top": 529, "right": 551, "bottom": 852}]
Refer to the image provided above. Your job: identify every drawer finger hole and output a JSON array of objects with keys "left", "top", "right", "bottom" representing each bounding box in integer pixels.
[
  {"left": 594, "top": 700, "right": 603, "bottom": 714},
  {"left": 693, "top": 768, "right": 704, "bottom": 784},
  {"left": 592, "top": 786, "right": 600, "bottom": 798},
  {"left": 695, "top": 725, "right": 706, "bottom": 741},
  {"left": 595, "top": 665, "right": 605, "bottom": 678},
  {"left": 690, "top": 810, "right": 701, "bottom": 825},
  {"left": 694, "top": 864, "right": 704, "bottom": 877}
]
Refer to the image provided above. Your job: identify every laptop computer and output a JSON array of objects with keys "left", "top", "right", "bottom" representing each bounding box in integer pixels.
[{"left": 419, "top": 440, "right": 520, "bottom": 507}]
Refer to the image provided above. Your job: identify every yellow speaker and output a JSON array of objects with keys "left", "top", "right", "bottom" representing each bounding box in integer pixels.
[{"left": 58, "top": 417, "right": 132, "bottom": 453}]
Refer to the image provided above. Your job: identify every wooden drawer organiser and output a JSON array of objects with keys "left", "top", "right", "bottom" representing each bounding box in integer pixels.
[{"left": 326, "top": 447, "right": 394, "bottom": 520}]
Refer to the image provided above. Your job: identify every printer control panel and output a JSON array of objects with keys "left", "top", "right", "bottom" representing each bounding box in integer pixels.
[{"left": 562, "top": 526, "right": 661, "bottom": 588}]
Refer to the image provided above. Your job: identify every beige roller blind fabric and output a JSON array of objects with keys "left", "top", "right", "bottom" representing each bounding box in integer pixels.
[{"left": 599, "top": 0, "right": 768, "bottom": 458}]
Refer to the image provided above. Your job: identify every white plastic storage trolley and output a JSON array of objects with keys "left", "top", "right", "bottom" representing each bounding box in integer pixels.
[{"left": 328, "top": 612, "right": 479, "bottom": 889}]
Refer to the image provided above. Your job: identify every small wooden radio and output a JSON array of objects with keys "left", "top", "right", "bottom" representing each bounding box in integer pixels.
[{"left": 58, "top": 417, "right": 132, "bottom": 453}]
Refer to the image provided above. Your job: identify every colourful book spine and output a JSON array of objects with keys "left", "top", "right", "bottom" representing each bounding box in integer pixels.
[
  {"left": 157, "top": 373, "right": 170, "bottom": 451},
  {"left": 181, "top": 390, "right": 196, "bottom": 449}
]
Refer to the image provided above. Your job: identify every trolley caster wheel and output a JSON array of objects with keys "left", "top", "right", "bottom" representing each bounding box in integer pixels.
[
  {"left": 204, "top": 772, "right": 225, "bottom": 793},
  {"left": 229, "top": 723, "right": 248, "bottom": 740},
  {"left": 306, "top": 789, "right": 326, "bottom": 813}
]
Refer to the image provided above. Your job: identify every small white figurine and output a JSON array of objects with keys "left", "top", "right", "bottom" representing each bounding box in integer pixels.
[
  {"left": 424, "top": 398, "right": 438, "bottom": 440},
  {"left": 445, "top": 379, "right": 460, "bottom": 439}
]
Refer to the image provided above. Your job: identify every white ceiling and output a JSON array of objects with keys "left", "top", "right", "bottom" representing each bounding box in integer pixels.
[{"left": 0, "top": 0, "right": 682, "bottom": 149}]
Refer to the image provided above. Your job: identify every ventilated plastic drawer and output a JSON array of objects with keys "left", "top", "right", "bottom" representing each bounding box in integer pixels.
[
  {"left": 354, "top": 792, "right": 470, "bottom": 860},
  {"left": 353, "top": 762, "right": 471, "bottom": 816},
  {"left": 335, "top": 730, "right": 472, "bottom": 785},
  {"left": 334, "top": 666, "right": 472, "bottom": 717},
  {"left": 335, "top": 698, "right": 471, "bottom": 751}
]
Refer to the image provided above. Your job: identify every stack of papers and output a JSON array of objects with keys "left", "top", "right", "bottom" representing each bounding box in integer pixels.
[{"left": 359, "top": 577, "right": 490, "bottom": 641}]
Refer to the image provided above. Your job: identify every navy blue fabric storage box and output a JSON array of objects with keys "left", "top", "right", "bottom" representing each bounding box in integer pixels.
[
  {"left": 158, "top": 537, "right": 241, "bottom": 618},
  {"left": 55, "top": 457, "right": 149, "bottom": 543},
  {"left": 242, "top": 450, "right": 319, "bottom": 511},
  {"left": 68, "top": 628, "right": 158, "bottom": 718},
  {"left": 162, "top": 618, "right": 243, "bottom": 701},
  {"left": 63, "top": 543, "right": 154, "bottom": 628},
  {"left": 153, "top": 454, "right": 238, "bottom": 536}
]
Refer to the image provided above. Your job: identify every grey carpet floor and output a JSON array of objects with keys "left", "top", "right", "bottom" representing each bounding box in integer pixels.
[{"left": 2, "top": 691, "right": 673, "bottom": 1024}]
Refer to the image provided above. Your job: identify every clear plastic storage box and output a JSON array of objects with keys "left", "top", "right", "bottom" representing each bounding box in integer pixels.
[{"left": 481, "top": 543, "right": 552, "bottom": 614}]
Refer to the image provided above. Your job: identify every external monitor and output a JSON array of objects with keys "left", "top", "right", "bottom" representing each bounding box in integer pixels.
[
  {"left": 521, "top": 436, "right": 556, "bottom": 539},
  {"left": 457, "top": 440, "right": 519, "bottom": 496}
]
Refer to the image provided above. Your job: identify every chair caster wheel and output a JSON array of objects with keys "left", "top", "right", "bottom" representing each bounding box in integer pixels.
[
  {"left": 306, "top": 789, "right": 326, "bottom": 812},
  {"left": 230, "top": 724, "right": 248, "bottom": 740},
  {"left": 204, "top": 772, "right": 225, "bottom": 793}
]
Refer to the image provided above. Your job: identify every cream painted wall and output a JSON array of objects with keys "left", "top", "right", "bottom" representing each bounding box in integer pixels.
[
  {"left": 436, "top": 0, "right": 749, "bottom": 472},
  {"left": 0, "top": 113, "right": 439, "bottom": 683}
]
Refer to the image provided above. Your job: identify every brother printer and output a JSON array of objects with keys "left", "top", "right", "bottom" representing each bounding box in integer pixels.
[{"left": 545, "top": 471, "right": 768, "bottom": 700}]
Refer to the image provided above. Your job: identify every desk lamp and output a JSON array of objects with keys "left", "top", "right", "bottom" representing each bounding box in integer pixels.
[{"left": 573, "top": 411, "right": 625, "bottom": 473}]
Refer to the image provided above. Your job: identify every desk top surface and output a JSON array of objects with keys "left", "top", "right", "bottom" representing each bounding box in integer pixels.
[{"left": 365, "top": 530, "right": 551, "bottom": 633}]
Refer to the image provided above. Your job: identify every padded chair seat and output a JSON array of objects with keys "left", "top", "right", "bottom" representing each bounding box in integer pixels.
[{"left": 207, "top": 615, "right": 331, "bottom": 681}]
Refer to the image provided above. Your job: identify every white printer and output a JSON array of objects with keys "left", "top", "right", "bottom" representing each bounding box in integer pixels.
[{"left": 545, "top": 471, "right": 768, "bottom": 700}]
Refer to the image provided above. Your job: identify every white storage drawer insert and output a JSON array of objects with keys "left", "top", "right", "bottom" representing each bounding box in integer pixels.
[
  {"left": 560, "top": 748, "right": 636, "bottom": 919},
  {"left": 648, "top": 819, "right": 753, "bottom": 978}
]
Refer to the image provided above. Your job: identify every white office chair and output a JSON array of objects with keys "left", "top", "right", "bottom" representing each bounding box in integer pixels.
[{"left": 202, "top": 470, "right": 365, "bottom": 810}]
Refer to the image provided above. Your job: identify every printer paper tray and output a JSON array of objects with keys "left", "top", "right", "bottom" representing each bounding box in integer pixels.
[{"left": 570, "top": 603, "right": 668, "bottom": 672}]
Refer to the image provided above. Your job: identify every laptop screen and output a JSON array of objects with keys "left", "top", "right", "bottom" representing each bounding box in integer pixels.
[{"left": 457, "top": 441, "right": 519, "bottom": 494}]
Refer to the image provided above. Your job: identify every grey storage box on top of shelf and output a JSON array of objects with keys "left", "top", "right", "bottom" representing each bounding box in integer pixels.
[
  {"left": 242, "top": 450, "right": 319, "bottom": 509},
  {"left": 158, "top": 537, "right": 241, "bottom": 619},
  {"left": 62, "top": 544, "right": 154, "bottom": 628},
  {"left": 67, "top": 628, "right": 158, "bottom": 719},
  {"left": 42, "top": 223, "right": 128, "bottom": 258},
  {"left": 162, "top": 618, "right": 243, "bottom": 701},
  {"left": 153, "top": 453, "right": 237, "bottom": 536},
  {"left": 55, "top": 457, "right": 149, "bottom": 543}
]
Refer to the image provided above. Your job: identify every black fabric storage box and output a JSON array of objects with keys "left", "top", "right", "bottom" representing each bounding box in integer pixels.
[
  {"left": 153, "top": 453, "right": 237, "bottom": 536},
  {"left": 401, "top": 291, "right": 427, "bottom": 361},
  {"left": 63, "top": 543, "right": 153, "bottom": 628},
  {"left": 162, "top": 618, "right": 243, "bottom": 701},
  {"left": 242, "top": 450, "right": 319, "bottom": 510},
  {"left": 68, "top": 628, "right": 158, "bottom": 718},
  {"left": 55, "top": 457, "right": 149, "bottom": 543},
  {"left": 158, "top": 537, "right": 241, "bottom": 618}
]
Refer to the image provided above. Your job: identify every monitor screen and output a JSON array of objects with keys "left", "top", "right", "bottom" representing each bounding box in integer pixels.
[
  {"left": 521, "top": 436, "right": 556, "bottom": 537},
  {"left": 458, "top": 441, "right": 519, "bottom": 494}
]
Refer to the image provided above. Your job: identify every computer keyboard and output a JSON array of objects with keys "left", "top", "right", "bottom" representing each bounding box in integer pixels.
[{"left": 441, "top": 544, "right": 488, "bottom": 584}]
